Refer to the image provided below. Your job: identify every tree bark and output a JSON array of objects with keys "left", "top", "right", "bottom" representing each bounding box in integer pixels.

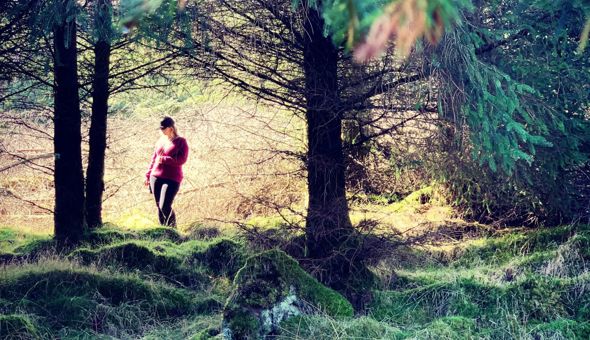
[
  {"left": 86, "top": 0, "right": 112, "bottom": 228},
  {"left": 53, "top": 3, "right": 86, "bottom": 242},
  {"left": 303, "top": 6, "right": 354, "bottom": 286}
]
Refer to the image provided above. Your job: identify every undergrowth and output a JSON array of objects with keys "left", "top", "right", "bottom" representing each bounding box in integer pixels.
[{"left": 0, "top": 223, "right": 588, "bottom": 339}]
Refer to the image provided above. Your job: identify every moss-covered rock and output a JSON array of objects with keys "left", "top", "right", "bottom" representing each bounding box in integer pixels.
[
  {"left": 222, "top": 249, "right": 353, "bottom": 339},
  {"left": 0, "top": 314, "right": 41, "bottom": 339}
]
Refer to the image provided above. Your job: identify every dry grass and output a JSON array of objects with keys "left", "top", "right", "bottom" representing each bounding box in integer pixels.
[{"left": 1, "top": 93, "right": 306, "bottom": 234}]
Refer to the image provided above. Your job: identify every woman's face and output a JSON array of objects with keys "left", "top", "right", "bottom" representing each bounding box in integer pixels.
[{"left": 160, "top": 126, "right": 174, "bottom": 138}]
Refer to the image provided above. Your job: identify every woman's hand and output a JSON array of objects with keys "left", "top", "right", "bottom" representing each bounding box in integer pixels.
[{"left": 144, "top": 178, "right": 149, "bottom": 187}]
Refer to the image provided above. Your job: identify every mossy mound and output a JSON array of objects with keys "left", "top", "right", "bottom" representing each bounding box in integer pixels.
[
  {"left": 137, "top": 227, "right": 183, "bottom": 243},
  {"left": 82, "top": 228, "right": 135, "bottom": 246},
  {"left": 11, "top": 239, "right": 58, "bottom": 259},
  {"left": 0, "top": 265, "right": 196, "bottom": 335},
  {"left": 0, "top": 314, "right": 41, "bottom": 339},
  {"left": 186, "top": 224, "right": 222, "bottom": 240},
  {"left": 189, "top": 238, "right": 246, "bottom": 277},
  {"left": 371, "top": 272, "right": 590, "bottom": 326},
  {"left": 452, "top": 225, "right": 579, "bottom": 267},
  {"left": 222, "top": 249, "right": 353, "bottom": 339},
  {"left": 83, "top": 227, "right": 183, "bottom": 245},
  {"left": 70, "top": 241, "right": 209, "bottom": 288}
]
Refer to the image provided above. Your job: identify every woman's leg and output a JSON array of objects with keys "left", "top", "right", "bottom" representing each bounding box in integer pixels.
[
  {"left": 156, "top": 178, "right": 180, "bottom": 227},
  {"left": 149, "top": 176, "right": 166, "bottom": 224}
]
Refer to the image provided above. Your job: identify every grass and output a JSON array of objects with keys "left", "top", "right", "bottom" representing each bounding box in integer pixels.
[{"left": 1, "top": 221, "right": 589, "bottom": 339}]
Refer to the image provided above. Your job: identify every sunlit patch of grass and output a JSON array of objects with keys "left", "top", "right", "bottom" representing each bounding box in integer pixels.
[
  {"left": 108, "top": 208, "right": 159, "bottom": 230},
  {"left": 0, "top": 223, "right": 53, "bottom": 237},
  {"left": 0, "top": 227, "right": 51, "bottom": 253}
]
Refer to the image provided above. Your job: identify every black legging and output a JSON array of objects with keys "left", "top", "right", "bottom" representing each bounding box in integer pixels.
[{"left": 150, "top": 176, "right": 180, "bottom": 227}]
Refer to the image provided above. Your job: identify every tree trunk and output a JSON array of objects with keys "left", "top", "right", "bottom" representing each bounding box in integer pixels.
[
  {"left": 86, "top": 0, "right": 112, "bottom": 228},
  {"left": 303, "top": 6, "right": 354, "bottom": 287},
  {"left": 53, "top": 5, "right": 86, "bottom": 242}
]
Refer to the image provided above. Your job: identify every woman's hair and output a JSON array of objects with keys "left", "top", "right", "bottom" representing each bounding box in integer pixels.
[
  {"left": 160, "top": 116, "right": 180, "bottom": 139},
  {"left": 170, "top": 125, "right": 179, "bottom": 138}
]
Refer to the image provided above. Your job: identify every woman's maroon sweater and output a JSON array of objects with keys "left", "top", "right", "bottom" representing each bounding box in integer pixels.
[{"left": 146, "top": 136, "right": 189, "bottom": 183}]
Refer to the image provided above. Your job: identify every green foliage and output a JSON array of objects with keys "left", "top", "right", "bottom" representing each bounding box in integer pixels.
[
  {"left": 430, "top": 0, "right": 590, "bottom": 224},
  {"left": 531, "top": 319, "right": 590, "bottom": 340},
  {"left": 0, "top": 314, "right": 42, "bottom": 340},
  {"left": 434, "top": 27, "right": 553, "bottom": 175},
  {"left": 301, "top": 0, "right": 473, "bottom": 49}
]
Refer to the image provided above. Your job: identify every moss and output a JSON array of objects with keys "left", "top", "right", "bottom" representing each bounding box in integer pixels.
[
  {"left": 70, "top": 241, "right": 209, "bottom": 289},
  {"left": 138, "top": 227, "right": 183, "bottom": 243},
  {"left": 12, "top": 239, "right": 57, "bottom": 258},
  {"left": 453, "top": 226, "right": 577, "bottom": 268},
  {"left": 192, "top": 327, "right": 221, "bottom": 340},
  {"left": 223, "top": 309, "right": 261, "bottom": 339},
  {"left": 0, "top": 314, "right": 41, "bottom": 339},
  {"left": 232, "top": 250, "right": 353, "bottom": 317},
  {"left": 370, "top": 273, "right": 574, "bottom": 326},
  {"left": 0, "top": 266, "right": 196, "bottom": 332},
  {"left": 82, "top": 228, "right": 135, "bottom": 246},
  {"left": 223, "top": 250, "right": 353, "bottom": 338},
  {"left": 194, "top": 296, "right": 224, "bottom": 315},
  {"left": 187, "top": 238, "right": 246, "bottom": 277},
  {"left": 186, "top": 225, "right": 222, "bottom": 240}
]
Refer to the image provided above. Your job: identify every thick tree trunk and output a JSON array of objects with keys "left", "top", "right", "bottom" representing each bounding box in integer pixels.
[
  {"left": 53, "top": 7, "right": 86, "bottom": 242},
  {"left": 303, "top": 7, "right": 354, "bottom": 286},
  {"left": 86, "top": 0, "right": 112, "bottom": 228}
]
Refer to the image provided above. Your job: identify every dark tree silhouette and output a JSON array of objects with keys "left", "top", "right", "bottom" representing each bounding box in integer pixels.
[
  {"left": 85, "top": 0, "right": 113, "bottom": 228},
  {"left": 52, "top": 0, "right": 86, "bottom": 242}
]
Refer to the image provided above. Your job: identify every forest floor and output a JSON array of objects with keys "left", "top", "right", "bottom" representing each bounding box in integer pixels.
[{"left": 1, "top": 196, "right": 589, "bottom": 339}]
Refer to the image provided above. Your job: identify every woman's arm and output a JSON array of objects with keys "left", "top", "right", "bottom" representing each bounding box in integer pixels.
[
  {"left": 145, "top": 146, "right": 159, "bottom": 179},
  {"left": 159, "top": 139, "right": 189, "bottom": 166}
]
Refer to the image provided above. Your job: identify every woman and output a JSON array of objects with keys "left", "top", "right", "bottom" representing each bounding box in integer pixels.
[{"left": 145, "top": 116, "right": 189, "bottom": 227}]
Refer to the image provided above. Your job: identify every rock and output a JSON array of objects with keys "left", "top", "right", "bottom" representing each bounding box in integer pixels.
[{"left": 222, "top": 249, "right": 353, "bottom": 339}]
